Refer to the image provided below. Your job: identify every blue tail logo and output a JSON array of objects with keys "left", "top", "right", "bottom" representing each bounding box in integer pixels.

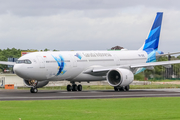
[
  {"left": 143, "top": 12, "right": 163, "bottom": 53},
  {"left": 143, "top": 12, "right": 163, "bottom": 63}
]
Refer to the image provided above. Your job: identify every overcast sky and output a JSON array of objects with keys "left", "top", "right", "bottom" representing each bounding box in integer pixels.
[{"left": 0, "top": 0, "right": 180, "bottom": 53}]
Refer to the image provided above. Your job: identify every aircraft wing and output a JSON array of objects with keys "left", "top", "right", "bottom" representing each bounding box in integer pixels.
[
  {"left": 0, "top": 61, "right": 16, "bottom": 65},
  {"left": 86, "top": 60, "right": 180, "bottom": 74}
]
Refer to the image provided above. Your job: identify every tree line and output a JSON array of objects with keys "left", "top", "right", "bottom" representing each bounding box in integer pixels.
[{"left": 135, "top": 56, "right": 180, "bottom": 80}]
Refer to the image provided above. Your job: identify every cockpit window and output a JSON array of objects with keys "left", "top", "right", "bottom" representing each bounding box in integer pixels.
[{"left": 16, "top": 60, "right": 32, "bottom": 64}]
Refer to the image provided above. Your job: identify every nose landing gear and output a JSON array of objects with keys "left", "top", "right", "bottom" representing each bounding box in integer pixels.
[
  {"left": 30, "top": 87, "right": 38, "bottom": 93},
  {"left": 30, "top": 80, "right": 38, "bottom": 93}
]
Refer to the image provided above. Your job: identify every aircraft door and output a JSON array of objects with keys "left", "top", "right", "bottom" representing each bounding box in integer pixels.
[
  {"left": 71, "top": 55, "right": 77, "bottom": 67},
  {"left": 114, "top": 55, "right": 120, "bottom": 66},
  {"left": 37, "top": 56, "right": 45, "bottom": 68}
]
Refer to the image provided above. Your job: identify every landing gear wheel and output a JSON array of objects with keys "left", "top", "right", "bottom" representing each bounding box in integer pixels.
[
  {"left": 119, "top": 87, "right": 125, "bottom": 91},
  {"left": 30, "top": 87, "right": 34, "bottom": 93},
  {"left": 67, "top": 85, "right": 72, "bottom": 91},
  {"left": 114, "top": 87, "right": 118, "bottom": 91},
  {"left": 72, "top": 84, "right": 77, "bottom": 91},
  {"left": 33, "top": 88, "right": 38, "bottom": 93},
  {"left": 30, "top": 88, "right": 38, "bottom": 93},
  {"left": 125, "top": 85, "right": 130, "bottom": 91},
  {"left": 77, "top": 85, "right": 82, "bottom": 91}
]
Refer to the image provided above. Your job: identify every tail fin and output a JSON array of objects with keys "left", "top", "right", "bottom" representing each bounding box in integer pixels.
[{"left": 139, "top": 12, "right": 163, "bottom": 52}]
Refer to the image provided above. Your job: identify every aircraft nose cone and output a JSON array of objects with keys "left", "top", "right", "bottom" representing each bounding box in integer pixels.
[
  {"left": 13, "top": 64, "right": 28, "bottom": 79},
  {"left": 13, "top": 64, "right": 21, "bottom": 75}
]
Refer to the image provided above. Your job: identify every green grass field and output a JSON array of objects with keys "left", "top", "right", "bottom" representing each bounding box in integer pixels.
[{"left": 1, "top": 97, "right": 180, "bottom": 120}]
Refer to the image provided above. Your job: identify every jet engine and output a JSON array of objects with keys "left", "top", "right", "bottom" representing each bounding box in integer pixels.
[
  {"left": 24, "top": 79, "right": 49, "bottom": 88},
  {"left": 106, "top": 68, "right": 134, "bottom": 87}
]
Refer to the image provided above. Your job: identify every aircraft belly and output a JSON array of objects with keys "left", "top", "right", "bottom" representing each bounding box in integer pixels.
[
  {"left": 25, "top": 68, "right": 47, "bottom": 80},
  {"left": 72, "top": 73, "right": 105, "bottom": 81}
]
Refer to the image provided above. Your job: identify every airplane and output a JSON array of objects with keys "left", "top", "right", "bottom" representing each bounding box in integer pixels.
[{"left": 2, "top": 12, "right": 180, "bottom": 93}]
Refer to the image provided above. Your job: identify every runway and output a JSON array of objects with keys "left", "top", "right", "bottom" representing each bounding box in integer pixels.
[{"left": 1, "top": 89, "right": 180, "bottom": 101}]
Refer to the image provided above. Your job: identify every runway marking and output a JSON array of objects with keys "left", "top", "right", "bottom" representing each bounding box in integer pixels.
[
  {"left": 1, "top": 93, "right": 180, "bottom": 100},
  {"left": 60, "top": 91, "right": 103, "bottom": 94}
]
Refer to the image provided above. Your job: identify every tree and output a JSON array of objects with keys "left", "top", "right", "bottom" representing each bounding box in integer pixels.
[{"left": 44, "top": 48, "right": 50, "bottom": 51}]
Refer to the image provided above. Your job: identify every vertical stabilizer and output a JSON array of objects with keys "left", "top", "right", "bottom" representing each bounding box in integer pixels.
[
  {"left": 136, "top": 12, "right": 163, "bottom": 74},
  {"left": 139, "top": 12, "right": 163, "bottom": 52}
]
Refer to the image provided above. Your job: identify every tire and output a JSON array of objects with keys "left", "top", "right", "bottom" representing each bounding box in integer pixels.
[
  {"left": 114, "top": 87, "right": 118, "bottom": 91},
  {"left": 119, "top": 87, "right": 125, "bottom": 91},
  {"left": 30, "top": 88, "right": 34, "bottom": 93},
  {"left": 72, "top": 84, "right": 77, "bottom": 91},
  {"left": 125, "top": 85, "right": 130, "bottom": 91},
  {"left": 33, "top": 88, "right": 38, "bottom": 93},
  {"left": 67, "top": 85, "right": 72, "bottom": 91},
  {"left": 77, "top": 85, "right": 82, "bottom": 91},
  {"left": 30, "top": 88, "right": 38, "bottom": 93}
]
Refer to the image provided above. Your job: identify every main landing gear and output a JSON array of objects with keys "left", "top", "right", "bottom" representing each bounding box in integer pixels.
[
  {"left": 67, "top": 82, "right": 82, "bottom": 91},
  {"left": 114, "top": 85, "right": 130, "bottom": 92}
]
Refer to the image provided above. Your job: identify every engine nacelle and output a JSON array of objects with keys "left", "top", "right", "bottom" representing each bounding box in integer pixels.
[
  {"left": 24, "top": 79, "right": 49, "bottom": 88},
  {"left": 106, "top": 68, "right": 134, "bottom": 87}
]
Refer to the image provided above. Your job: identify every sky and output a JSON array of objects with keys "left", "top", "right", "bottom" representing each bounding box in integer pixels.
[{"left": 0, "top": 0, "right": 180, "bottom": 53}]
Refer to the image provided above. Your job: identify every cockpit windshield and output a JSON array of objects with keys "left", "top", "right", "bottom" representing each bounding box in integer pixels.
[{"left": 16, "top": 59, "right": 32, "bottom": 64}]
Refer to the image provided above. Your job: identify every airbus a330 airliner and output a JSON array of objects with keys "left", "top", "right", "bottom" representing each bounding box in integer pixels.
[{"left": 2, "top": 12, "right": 180, "bottom": 93}]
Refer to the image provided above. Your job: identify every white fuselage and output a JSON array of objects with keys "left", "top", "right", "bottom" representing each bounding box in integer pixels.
[{"left": 13, "top": 50, "right": 148, "bottom": 82}]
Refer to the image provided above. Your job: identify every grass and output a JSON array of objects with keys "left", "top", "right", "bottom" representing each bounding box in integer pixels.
[
  {"left": 149, "top": 79, "right": 180, "bottom": 82},
  {"left": 130, "top": 84, "right": 180, "bottom": 89},
  {"left": 1, "top": 97, "right": 180, "bottom": 120}
]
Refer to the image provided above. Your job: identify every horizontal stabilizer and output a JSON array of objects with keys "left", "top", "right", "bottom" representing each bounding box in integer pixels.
[
  {"left": 156, "top": 51, "right": 180, "bottom": 57},
  {"left": 130, "top": 60, "right": 180, "bottom": 68}
]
